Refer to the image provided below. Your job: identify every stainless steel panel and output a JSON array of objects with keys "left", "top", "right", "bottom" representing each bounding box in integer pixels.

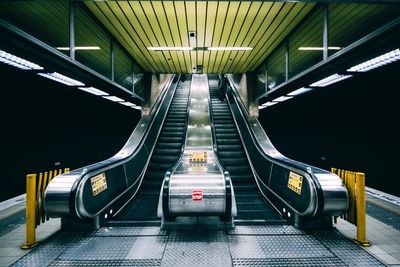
[{"left": 165, "top": 74, "right": 233, "bottom": 217}]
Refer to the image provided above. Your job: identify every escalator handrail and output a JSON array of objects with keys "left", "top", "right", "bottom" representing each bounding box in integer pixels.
[
  {"left": 45, "top": 74, "right": 180, "bottom": 219},
  {"left": 224, "top": 76, "right": 348, "bottom": 217}
]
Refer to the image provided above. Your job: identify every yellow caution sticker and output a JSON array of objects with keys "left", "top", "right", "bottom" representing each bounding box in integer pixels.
[
  {"left": 189, "top": 151, "right": 208, "bottom": 164},
  {"left": 287, "top": 171, "right": 303, "bottom": 195},
  {"left": 90, "top": 173, "right": 108, "bottom": 196}
]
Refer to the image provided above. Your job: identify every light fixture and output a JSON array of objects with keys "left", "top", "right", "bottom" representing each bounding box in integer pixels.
[
  {"left": 309, "top": 74, "right": 352, "bottom": 87},
  {"left": 347, "top": 48, "right": 400, "bottom": 72},
  {"left": 0, "top": 49, "right": 43, "bottom": 70},
  {"left": 259, "top": 105, "right": 267, "bottom": 110},
  {"left": 78, "top": 87, "right": 108, "bottom": 96},
  {"left": 298, "top": 47, "right": 341, "bottom": 51},
  {"left": 147, "top": 47, "right": 193, "bottom": 51},
  {"left": 102, "top": 95, "right": 124, "bottom": 102},
  {"left": 132, "top": 106, "right": 142, "bottom": 110},
  {"left": 272, "top": 96, "right": 293, "bottom": 102},
  {"left": 207, "top": 47, "right": 253, "bottom": 51},
  {"left": 262, "top": 102, "right": 278, "bottom": 107},
  {"left": 37, "top": 72, "right": 85, "bottom": 86},
  {"left": 56, "top": 46, "right": 101, "bottom": 51},
  {"left": 119, "top": 102, "right": 136, "bottom": 107},
  {"left": 287, "top": 87, "right": 313, "bottom": 96}
]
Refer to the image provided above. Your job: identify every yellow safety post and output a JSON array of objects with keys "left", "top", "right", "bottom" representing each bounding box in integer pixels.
[
  {"left": 347, "top": 171, "right": 356, "bottom": 224},
  {"left": 354, "top": 172, "right": 370, "bottom": 246},
  {"left": 21, "top": 174, "right": 39, "bottom": 249}
]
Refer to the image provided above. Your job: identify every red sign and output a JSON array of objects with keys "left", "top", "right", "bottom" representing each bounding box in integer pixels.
[{"left": 192, "top": 190, "right": 203, "bottom": 201}]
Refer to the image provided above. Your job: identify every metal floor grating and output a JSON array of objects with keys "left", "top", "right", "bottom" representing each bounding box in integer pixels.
[
  {"left": 366, "top": 201, "right": 400, "bottom": 231},
  {"left": 0, "top": 209, "right": 25, "bottom": 237},
  {"left": 12, "top": 225, "right": 384, "bottom": 267}
]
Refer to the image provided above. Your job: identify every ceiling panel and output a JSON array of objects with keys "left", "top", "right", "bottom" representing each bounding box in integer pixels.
[{"left": 85, "top": 1, "right": 316, "bottom": 74}]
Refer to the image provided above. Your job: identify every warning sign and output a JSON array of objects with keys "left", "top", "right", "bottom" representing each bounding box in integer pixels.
[
  {"left": 192, "top": 190, "right": 203, "bottom": 201},
  {"left": 189, "top": 151, "right": 208, "bottom": 164},
  {"left": 90, "top": 173, "right": 108, "bottom": 196},
  {"left": 287, "top": 171, "right": 303, "bottom": 195}
]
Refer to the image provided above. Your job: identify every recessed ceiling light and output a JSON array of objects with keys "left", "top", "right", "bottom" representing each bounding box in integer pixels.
[
  {"left": 287, "top": 87, "right": 313, "bottom": 96},
  {"left": 147, "top": 47, "right": 193, "bottom": 51},
  {"left": 309, "top": 74, "right": 352, "bottom": 87},
  {"left": 272, "top": 96, "right": 293, "bottom": 102},
  {"left": 37, "top": 72, "right": 84, "bottom": 86},
  {"left": 262, "top": 102, "right": 278, "bottom": 107},
  {"left": 347, "top": 48, "right": 400, "bottom": 72},
  {"left": 56, "top": 46, "right": 101, "bottom": 51},
  {"left": 207, "top": 47, "right": 253, "bottom": 51},
  {"left": 78, "top": 87, "right": 108, "bottom": 96},
  {"left": 102, "top": 95, "right": 124, "bottom": 102},
  {"left": 120, "top": 102, "right": 136, "bottom": 107},
  {"left": 298, "top": 47, "right": 341, "bottom": 51},
  {"left": 0, "top": 49, "right": 43, "bottom": 70}
]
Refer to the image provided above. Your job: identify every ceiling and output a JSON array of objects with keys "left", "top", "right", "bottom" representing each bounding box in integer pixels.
[{"left": 85, "top": 1, "right": 316, "bottom": 74}]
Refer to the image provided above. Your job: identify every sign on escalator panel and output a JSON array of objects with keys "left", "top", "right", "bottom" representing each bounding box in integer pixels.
[
  {"left": 288, "top": 171, "right": 303, "bottom": 195},
  {"left": 91, "top": 173, "right": 108, "bottom": 196}
]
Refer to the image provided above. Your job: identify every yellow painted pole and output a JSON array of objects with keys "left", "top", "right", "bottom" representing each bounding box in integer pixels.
[
  {"left": 21, "top": 174, "right": 39, "bottom": 249},
  {"left": 347, "top": 171, "right": 356, "bottom": 224},
  {"left": 41, "top": 172, "right": 48, "bottom": 223},
  {"left": 354, "top": 172, "right": 370, "bottom": 246}
]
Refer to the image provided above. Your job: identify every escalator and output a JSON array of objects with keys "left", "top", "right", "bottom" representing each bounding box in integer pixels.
[
  {"left": 111, "top": 79, "right": 191, "bottom": 223},
  {"left": 209, "top": 77, "right": 284, "bottom": 223}
]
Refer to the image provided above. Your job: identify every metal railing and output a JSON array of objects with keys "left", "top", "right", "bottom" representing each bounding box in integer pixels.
[
  {"left": 331, "top": 168, "right": 370, "bottom": 247},
  {"left": 21, "top": 168, "right": 69, "bottom": 249}
]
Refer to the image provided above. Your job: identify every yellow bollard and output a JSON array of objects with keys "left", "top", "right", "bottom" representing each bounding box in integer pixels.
[
  {"left": 21, "top": 174, "right": 39, "bottom": 249},
  {"left": 354, "top": 172, "right": 370, "bottom": 247},
  {"left": 347, "top": 171, "right": 356, "bottom": 224}
]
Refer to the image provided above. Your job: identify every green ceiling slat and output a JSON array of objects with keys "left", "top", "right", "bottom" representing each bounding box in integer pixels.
[
  {"left": 174, "top": 1, "right": 191, "bottom": 73},
  {"left": 211, "top": 1, "right": 231, "bottom": 73},
  {"left": 86, "top": 2, "right": 154, "bottom": 72},
  {"left": 186, "top": 1, "right": 196, "bottom": 71},
  {"left": 204, "top": 2, "right": 218, "bottom": 47},
  {"left": 249, "top": 3, "right": 315, "bottom": 72},
  {"left": 229, "top": 2, "right": 277, "bottom": 73},
  {"left": 109, "top": 2, "right": 166, "bottom": 72}
]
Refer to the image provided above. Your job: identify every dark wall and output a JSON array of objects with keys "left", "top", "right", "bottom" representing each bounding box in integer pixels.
[
  {"left": 259, "top": 62, "right": 400, "bottom": 197},
  {"left": 1, "top": 64, "right": 141, "bottom": 201}
]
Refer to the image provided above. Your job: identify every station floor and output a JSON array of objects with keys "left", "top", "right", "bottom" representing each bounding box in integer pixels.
[{"left": 1, "top": 189, "right": 399, "bottom": 267}]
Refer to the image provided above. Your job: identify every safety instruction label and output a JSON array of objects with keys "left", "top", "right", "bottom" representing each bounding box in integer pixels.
[
  {"left": 192, "top": 190, "right": 203, "bottom": 201},
  {"left": 287, "top": 171, "right": 303, "bottom": 195},
  {"left": 91, "top": 173, "right": 108, "bottom": 196},
  {"left": 189, "top": 151, "right": 208, "bottom": 163}
]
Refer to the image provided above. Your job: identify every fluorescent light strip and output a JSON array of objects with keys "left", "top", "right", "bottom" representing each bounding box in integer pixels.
[
  {"left": 78, "top": 87, "right": 108, "bottom": 96},
  {"left": 207, "top": 47, "right": 253, "bottom": 51},
  {"left": 120, "top": 102, "right": 136, "bottom": 107},
  {"left": 262, "top": 102, "right": 278, "bottom": 107},
  {"left": 102, "top": 95, "right": 124, "bottom": 102},
  {"left": 347, "top": 48, "right": 400, "bottom": 72},
  {"left": 37, "top": 72, "right": 85, "bottom": 86},
  {"left": 310, "top": 74, "right": 352, "bottom": 87},
  {"left": 298, "top": 47, "right": 341, "bottom": 51},
  {"left": 132, "top": 106, "right": 142, "bottom": 110},
  {"left": 56, "top": 46, "right": 101, "bottom": 51},
  {"left": 288, "top": 87, "right": 313, "bottom": 96},
  {"left": 272, "top": 96, "right": 293, "bottom": 102},
  {"left": 259, "top": 105, "right": 267, "bottom": 110},
  {"left": 0, "top": 50, "right": 43, "bottom": 70},
  {"left": 147, "top": 47, "right": 193, "bottom": 51}
]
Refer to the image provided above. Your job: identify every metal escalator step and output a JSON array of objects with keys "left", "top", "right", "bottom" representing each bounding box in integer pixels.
[
  {"left": 151, "top": 155, "right": 179, "bottom": 164},
  {"left": 215, "top": 128, "right": 237, "bottom": 134},
  {"left": 158, "top": 136, "right": 183, "bottom": 143},
  {"left": 219, "top": 157, "right": 248, "bottom": 166},
  {"left": 156, "top": 142, "right": 182, "bottom": 149},
  {"left": 217, "top": 144, "right": 242, "bottom": 151},
  {"left": 214, "top": 124, "right": 236, "bottom": 129},
  {"left": 216, "top": 133, "right": 239, "bottom": 139},
  {"left": 224, "top": 165, "right": 252, "bottom": 174},
  {"left": 153, "top": 148, "right": 181, "bottom": 155},
  {"left": 218, "top": 151, "right": 246, "bottom": 158},
  {"left": 159, "top": 131, "right": 184, "bottom": 138},
  {"left": 148, "top": 162, "right": 173, "bottom": 171},
  {"left": 217, "top": 139, "right": 240, "bottom": 145}
]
